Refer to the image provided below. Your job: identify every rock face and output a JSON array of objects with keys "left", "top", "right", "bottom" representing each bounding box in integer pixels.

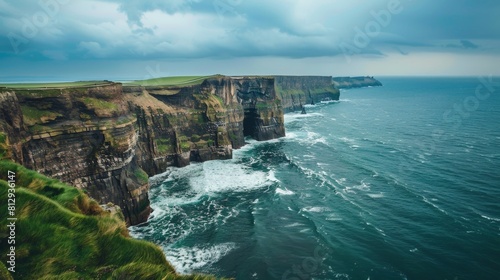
[
  {"left": 274, "top": 76, "right": 340, "bottom": 112},
  {"left": 0, "top": 91, "right": 26, "bottom": 161},
  {"left": 332, "top": 76, "right": 382, "bottom": 89},
  {"left": 0, "top": 75, "right": 338, "bottom": 225},
  {"left": 126, "top": 76, "right": 285, "bottom": 176},
  {"left": 0, "top": 83, "right": 150, "bottom": 225}
]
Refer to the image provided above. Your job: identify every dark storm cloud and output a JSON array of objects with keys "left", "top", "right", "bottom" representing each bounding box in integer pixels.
[{"left": 0, "top": 0, "right": 499, "bottom": 78}]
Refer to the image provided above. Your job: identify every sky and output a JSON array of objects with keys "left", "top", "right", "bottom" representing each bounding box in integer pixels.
[{"left": 1, "top": 0, "right": 499, "bottom": 81}]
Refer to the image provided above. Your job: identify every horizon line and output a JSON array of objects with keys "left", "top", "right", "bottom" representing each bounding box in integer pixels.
[{"left": 1, "top": 74, "right": 498, "bottom": 84}]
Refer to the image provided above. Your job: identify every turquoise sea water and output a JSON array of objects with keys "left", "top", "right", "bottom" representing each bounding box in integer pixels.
[{"left": 130, "top": 77, "right": 500, "bottom": 280}]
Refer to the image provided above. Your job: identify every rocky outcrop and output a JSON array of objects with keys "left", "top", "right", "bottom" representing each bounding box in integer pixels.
[
  {"left": 0, "top": 75, "right": 340, "bottom": 225},
  {"left": 332, "top": 76, "right": 382, "bottom": 89},
  {"left": 274, "top": 76, "right": 340, "bottom": 112}
]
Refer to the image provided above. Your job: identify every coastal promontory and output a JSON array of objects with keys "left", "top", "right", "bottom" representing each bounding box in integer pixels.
[
  {"left": 0, "top": 75, "right": 340, "bottom": 225},
  {"left": 332, "top": 76, "right": 383, "bottom": 89}
]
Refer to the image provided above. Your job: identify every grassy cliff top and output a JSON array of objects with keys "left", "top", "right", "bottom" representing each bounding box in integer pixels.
[
  {"left": 0, "top": 76, "right": 221, "bottom": 89},
  {"left": 124, "top": 75, "right": 219, "bottom": 87},
  {"left": 0, "top": 75, "right": 339, "bottom": 90},
  {"left": 0, "top": 81, "right": 114, "bottom": 89},
  {"left": 0, "top": 134, "right": 222, "bottom": 279}
]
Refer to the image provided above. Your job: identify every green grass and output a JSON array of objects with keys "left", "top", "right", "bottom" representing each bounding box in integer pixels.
[
  {"left": 0, "top": 262, "right": 13, "bottom": 280},
  {"left": 133, "top": 167, "right": 149, "bottom": 185},
  {"left": 213, "top": 95, "right": 224, "bottom": 104},
  {"left": 14, "top": 89, "right": 63, "bottom": 98},
  {"left": 155, "top": 139, "right": 174, "bottom": 154},
  {"left": 81, "top": 97, "right": 118, "bottom": 111},
  {"left": 20, "top": 105, "right": 62, "bottom": 126},
  {"left": 176, "top": 136, "right": 192, "bottom": 152},
  {"left": 0, "top": 158, "right": 224, "bottom": 280},
  {"left": 191, "top": 134, "right": 201, "bottom": 142},
  {"left": 0, "top": 133, "right": 6, "bottom": 159},
  {"left": 180, "top": 142, "right": 191, "bottom": 151},
  {"left": 207, "top": 139, "right": 215, "bottom": 147},
  {"left": 125, "top": 75, "right": 217, "bottom": 87},
  {"left": 255, "top": 102, "right": 271, "bottom": 110},
  {"left": 28, "top": 124, "right": 52, "bottom": 134},
  {"left": 0, "top": 81, "right": 111, "bottom": 89}
]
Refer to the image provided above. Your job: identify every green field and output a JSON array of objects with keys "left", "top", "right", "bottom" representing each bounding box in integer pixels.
[
  {"left": 0, "top": 81, "right": 112, "bottom": 89},
  {"left": 0, "top": 76, "right": 221, "bottom": 89},
  {"left": 124, "top": 75, "right": 218, "bottom": 87}
]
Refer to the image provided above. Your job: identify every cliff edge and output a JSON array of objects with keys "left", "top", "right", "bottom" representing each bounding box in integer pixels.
[
  {"left": 275, "top": 76, "right": 340, "bottom": 112},
  {"left": 0, "top": 153, "right": 222, "bottom": 279},
  {"left": 332, "top": 76, "right": 382, "bottom": 89},
  {"left": 0, "top": 75, "right": 339, "bottom": 225}
]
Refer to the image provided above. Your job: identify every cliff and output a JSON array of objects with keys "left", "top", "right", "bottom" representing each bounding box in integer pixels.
[
  {"left": 0, "top": 83, "right": 150, "bottom": 226},
  {"left": 332, "top": 76, "right": 382, "bottom": 89},
  {"left": 0, "top": 75, "right": 338, "bottom": 226},
  {"left": 274, "top": 76, "right": 340, "bottom": 112},
  {"left": 0, "top": 157, "right": 221, "bottom": 280},
  {"left": 125, "top": 76, "right": 285, "bottom": 176}
]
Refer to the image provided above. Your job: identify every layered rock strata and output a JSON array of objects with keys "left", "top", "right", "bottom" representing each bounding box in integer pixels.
[
  {"left": 0, "top": 75, "right": 339, "bottom": 225},
  {"left": 274, "top": 76, "right": 340, "bottom": 112}
]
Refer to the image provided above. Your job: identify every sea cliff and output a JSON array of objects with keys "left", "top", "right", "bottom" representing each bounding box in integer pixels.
[
  {"left": 0, "top": 156, "right": 221, "bottom": 280},
  {"left": 0, "top": 75, "right": 339, "bottom": 225},
  {"left": 275, "top": 76, "right": 340, "bottom": 112},
  {"left": 332, "top": 76, "right": 382, "bottom": 89},
  {"left": 0, "top": 83, "right": 150, "bottom": 225}
]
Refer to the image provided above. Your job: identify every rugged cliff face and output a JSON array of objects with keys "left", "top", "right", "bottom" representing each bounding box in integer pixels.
[
  {"left": 0, "top": 158, "right": 221, "bottom": 280},
  {"left": 0, "top": 75, "right": 338, "bottom": 225},
  {"left": 0, "top": 91, "right": 26, "bottom": 161},
  {"left": 332, "top": 76, "right": 382, "bottom": 89},
  {"left": 275, "top": 76, "right": 340, "bottom": 112},
  {"left": 124, "top": 76, "right": 285, "bottom": 176},
  {"left": 203, "top": 76, "right": 285, "bottom": 142},
  {"left": 0, "top": 83, "right": 150, "bottom": 225}
]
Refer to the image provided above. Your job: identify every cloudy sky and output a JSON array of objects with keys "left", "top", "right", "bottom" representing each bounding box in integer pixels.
[{"left": 1, "top": 0, "right": 499, "bottom": 81}]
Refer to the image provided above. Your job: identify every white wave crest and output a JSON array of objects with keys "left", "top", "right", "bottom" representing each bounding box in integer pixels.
[
  {"left": 301, "top": 206, "right": 331, "bottom": 213},
  {"left": 166, "top": 242, "right": 237, "bottom": 274},
  {"left": 163, "top": 160, "right": 274, "bottom": 196},
  {"left": 276, "top": 187, "right": 295, "bottom": 195},
  {"left": 284, "top": 112, "right": 324, "bottom": 124},
  {"left": 367, "top": 193, "right": 385, "bottom": 199}
]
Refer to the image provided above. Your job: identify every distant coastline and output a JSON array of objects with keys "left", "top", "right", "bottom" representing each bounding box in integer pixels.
[{"left": 332, "top": 76, "right": 383, "bottom": 89}]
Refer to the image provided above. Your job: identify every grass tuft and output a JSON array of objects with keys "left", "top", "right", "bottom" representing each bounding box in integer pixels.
[
  {"left": 20, "top": 105, "right": 62, "bottom": 126},
  {"left": 0, "top": 160, "right": 227, "bottom": 280},
  {"left": 80, "top": 97, "right": 118, "bottom": 111}
]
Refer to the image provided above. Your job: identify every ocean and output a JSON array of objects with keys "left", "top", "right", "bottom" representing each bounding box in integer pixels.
[{"left": 129, "top": 77, "right": 500, "bottom": 280}]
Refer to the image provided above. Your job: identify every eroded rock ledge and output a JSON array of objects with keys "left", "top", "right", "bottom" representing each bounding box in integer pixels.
[{"left": 0, "top": 75, "right": 339, "bottom": 225}]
